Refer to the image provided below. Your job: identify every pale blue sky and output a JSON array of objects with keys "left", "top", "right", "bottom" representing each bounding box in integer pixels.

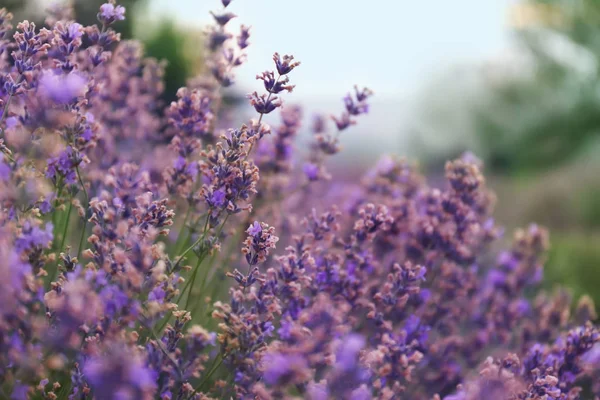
[
  {"left": 147, "top": 0, "right": 516, "bottom": 99},
  {"left": 146, "top": 0, "right": 519, "bottom": 159}
]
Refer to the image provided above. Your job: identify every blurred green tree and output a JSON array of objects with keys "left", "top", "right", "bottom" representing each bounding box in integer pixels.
[
  {"left": 143, "top": 20, "right": 197, "bottom": 104},
  {"left": 474, "top": 0, "right": 600, "bottom": 173},
  {"left": 0, "top": 0, "right": 145, "bottom": 39},
  {"left": 412, "top": 0, "right": 600, "bottom": 175},
  {"left": 72, "top": 0, "right": 146, "bottom": 39}
]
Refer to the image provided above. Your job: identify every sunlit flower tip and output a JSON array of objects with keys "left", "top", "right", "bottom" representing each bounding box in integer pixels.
[
  {"left": 272, "top": 52, "right": 301, "bottom": 75},
  {"left": 98, "top": 3, "right": 126, "bottom": 24},
  {"left": 0, "top": 155, "right": 9, "bottom": 181},
  {"left": 354, "top": 86, "right": 373, "bottom": 102},
  {"left": 303, "top": 162, "right": 319, "bottom": 181},
  {"left": 247, "top": 92, "right": 282, "bottom": 114},
  {"left": 39, "top": 71, "right": 88, "bottom": 104},
  {"left": 343, "top": 94, "right": 368, "bottom": 116},
  {"left": 210, "top": 188, "right": 226, "bottom": 207},
  {"left": 332, "top": 112, "right": 355, "bottom": 131},
  {"left": 64, "top": 22, "right": 84, "bottom": 42},
  {"left": 238, "top": 25, "right": 251, "bottom": 49},
  {"left": 256, "top": 71, "right": 295, "bottom": 94},
  {"left": 208, "top": 29, "right": 232, "bottom": 51},
  {"left": 336, "top": 334, "right": 365, "bottom": 371},
  {"left": 312, "top": 115, "right": 326, "bottom": 134},
  {"left": 5, "top": 116, "right": 18, "bottom": 129},
  {"left": 247, "top": 221, "right": 262, "bottom": 237},
  {"left": 210, "top": 11, "right": 236, "bottom": 26},
  {"left": 262, "top": 353, "right": 308, "bottom": 385}
]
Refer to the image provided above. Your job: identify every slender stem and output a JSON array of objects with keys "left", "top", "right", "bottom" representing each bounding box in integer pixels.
[
  {"left": 156, "top": 214, "right": 230, "bottom": 333},
  {"left": 176, "top": 252, "right": 207, "bottom": 304},
  {"left": 177, "top": 214, "right": 229, "bottom": 306},
  {"left": 173, "top": 206, "right": 191, "bottom": 255},
  {"left": 191, "top": 251, "right": 219, "bottom": 319},
  {"left": 148, "top": 327, "right": 183, "bottom": 376},
  {"left": 171, "top": 212, "right": 212, "bottom": 271},
  {"left": 50, "top": 180, "right": 65, "bottom": 246},
  {"left": 58, "top": 200, "right": 73, "bottom": 252},
  {"left": 245, "top": 74, "right": 281, "bottom": 159},
  {"left": 75, "top": 166, "right": 89, "bottom": 259},
  {"left": 0, "top": 76, "right": 24, "bottom": 161},
  {"left": 50, "top": 199, "right": 73, "bottom": 283},
  {"left": 0, "top": 75, "right": 23, "bottom": 137},
  {"left": 189, "top": 355, "right": 223, "bottom": 399},
  {"left": 184, "top": 256, "right": 204, "bottom": 311}
]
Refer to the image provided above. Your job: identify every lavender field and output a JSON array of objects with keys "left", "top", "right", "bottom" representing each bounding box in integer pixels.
[{"left": 0, "top": 1, "right": 598, "bottom": 399}]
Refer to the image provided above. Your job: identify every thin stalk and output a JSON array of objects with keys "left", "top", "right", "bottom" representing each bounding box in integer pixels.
[
  {"left": 245, "top": 74, "right": 281, "bottom": 159},
  {"left": 58, "top": 200, "right": 73, "bottom": 252},
  {"left": 156, "top": 214, "right": 229, "bottom": 333},
  {"left": 188, "top": 354, "right": 223, "bottom": 399},
  {"left": 184, "top": 256, "right": 204, "bottom": 311},
  {"left": 173, "top": 206, "right": 191, "bottom": 255},
  {"left": 0, "top": 76, "right": 24, "bottom": 162},
  {"left": 176, "top": 251, "right": 207, "bottom": 305},
  {"left": 177, "top": 213, "right": 230, "bottom": 305},
  {"left": 75, "top": 166, "right": 89, "bottom": 259},
  {"left": 172, "top": 214, "right": 211, "bottom": 271},
  {"left": 148, "top": 327, "right": 183, "bottom": 377},
  {"left": 50, "top": 199, "right": 73, "bottom": 283},
  {"left": 51, "top": 180, "right": 65, "bottom": 241},
  {"left": 190, "top": 251, "right": 219, "bottom": 320}
]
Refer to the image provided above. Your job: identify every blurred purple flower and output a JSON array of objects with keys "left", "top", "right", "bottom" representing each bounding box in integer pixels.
[{"left": 39, "top": 71, "right": 87, "bottom": 104}]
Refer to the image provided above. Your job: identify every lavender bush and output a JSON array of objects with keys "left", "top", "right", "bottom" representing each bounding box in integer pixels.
[{"left": 0, "top": 1, "right": 598, "bottom": 399}]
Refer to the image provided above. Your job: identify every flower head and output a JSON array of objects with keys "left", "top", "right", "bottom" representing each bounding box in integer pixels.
[
  {"left": 99, "top": 2, "right": 126, "bottom": 24},
  {"left": 273, "top": 52, "right": 301, "bottom": 75}
]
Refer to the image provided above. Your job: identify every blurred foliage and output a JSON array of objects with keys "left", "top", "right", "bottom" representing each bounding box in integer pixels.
[
  {"left": 474, "top": 0, "right": 600, "bottom": 173},
  {"left": 0, "top": 0, "right": 146, "bottom": 38},
  {"left": 545, "top": 232, "right": 600, "bottom": 307},
  {"left": 72, "top": 0, "right": 146, "bottom": 39},
  {"left": 0, "top": 0, "right": 21, "bottom": 11},
  {"left": 413, "top": 0, "right": 600, "bottom": 175},
  {"left": 488, "top": 158, "right": 600, "bottom": 231},
  {"left": 143, "top": 20, "right": 197, "bottom": 104}
]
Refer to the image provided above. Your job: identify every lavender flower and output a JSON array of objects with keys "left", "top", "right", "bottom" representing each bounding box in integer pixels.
[
  {"left": 242, "top": 221, "right": 279, "bottom": 266},
  {"left": 39, "top": 71, "right": 87, "bottom": 104},
  {"left": 98, "top": 2, "right": 126, "bottom": 24}
]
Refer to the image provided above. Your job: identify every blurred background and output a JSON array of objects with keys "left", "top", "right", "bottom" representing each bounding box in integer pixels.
[{"left": 5, "top": 0, "right": 600, "bottom": 304}]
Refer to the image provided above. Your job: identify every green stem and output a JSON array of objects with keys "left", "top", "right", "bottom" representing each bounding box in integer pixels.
[
  {"left": 75, "top": 166, "right": 89, "bottom": 259},
  {"left": 148, "top": 327, "right": 182, "bottom": 376},
  {"left": 189, "top": 354, "right": 223, "bottom": 399},
  {"left": 58, "top": 200, "right": 73, "bottom": 252},
  {"left": 191, "top": 251, "right": 219, "bottom": 320},
  {"left": 176, "top": 252, "right": 207, "bottom": 305},
  {"left": 156, "top": 213, "right": 229, "bottom": 332},
  {"left": 245, "top": 75, "right": 281, "bottom": 160},
  {"left": 50, "top": 199, "right": 73, "bottom": 283},
  {"left": 173, "top": 206, "right": 191, "bottom": 255},
  {"left": 171, "top": 213, "right": 211, "bottom": 271},
  {"left": 51, "top": 181, "right": 65, "bottom": 241},
  {"left": 184, "top": 256, "right": 204, "bottom": 311}
]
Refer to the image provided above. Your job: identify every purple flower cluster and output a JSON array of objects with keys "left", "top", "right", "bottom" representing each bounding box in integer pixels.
[{"left": 0, "top": 1, "right": 597, "bottom": 400}]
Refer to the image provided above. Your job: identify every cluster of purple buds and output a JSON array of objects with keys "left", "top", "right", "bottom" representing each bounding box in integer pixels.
[
  {"left": 249, "top": 52, "right": 300, "bottom": 117},
  {"left": 302, "top": 85, "right": 374, "bottom": 182},
  {"left": 206, "top": 0, "right": 248, "bottom": 87}
]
